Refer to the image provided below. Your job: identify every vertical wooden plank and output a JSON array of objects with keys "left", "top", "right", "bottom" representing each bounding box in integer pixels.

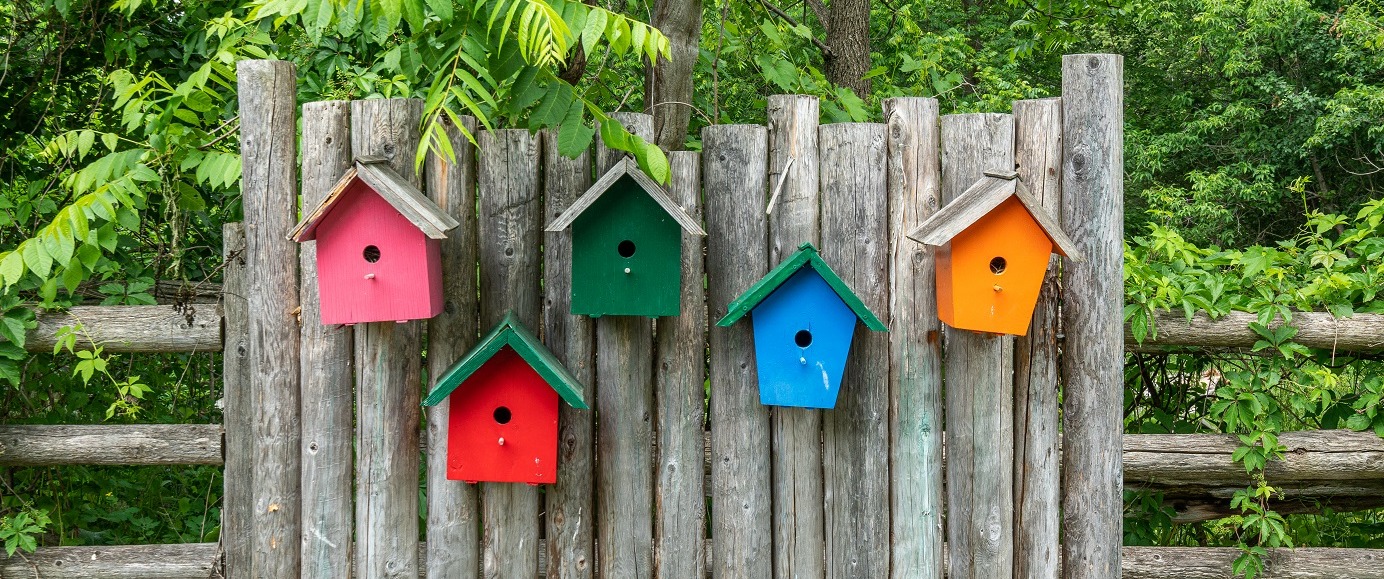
[
  {"left": 1013, "top": 98, "right": 1063, "bottom": 579},
  {"left": 426, "top": 114, "right": 481, "bottom": 579},
  {"left": 352, "top": 97, "right": 424, "bottom": 579},
  {"left": 882, "top": 97, "right": 944, "bottom": 579},
  {"left": 594, "top": 112, "right": 655, "bottom": 579},
  {"left": 542, "top": 130, "right": 595, "bottom": 579},
  {"left": 220, "top": 222, "right": 250, "bottom": 579},
  {"left": 703, "top": 124, "right": 773, "bottom": 579},
  {"left": 819, "top": 122, "right": 890, "bottom": 579},
  {"left": 940, "top": 113, "right": 1015, "bottom": 579},
  {"left": 477, "top": 128, "right": 545, "bottom": 579},
  {"left": 765, "top": 95, "right": 825, "bottom": 579},
  {"left": 299, "top": 101, "right": 354, "bottom": 579},
  {"left": 1060, "top": 54, "right": 1124, "bottom": 579},
  {"left": 654, "top": 150, "right": 707, "bottom": 579},
  {"left": 236, "top": 59, "right": 302, "bottom": 578}
]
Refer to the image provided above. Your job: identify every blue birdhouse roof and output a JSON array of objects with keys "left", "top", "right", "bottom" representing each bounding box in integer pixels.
[{"left": 717, "top": 242, "right": 887, "bottom": 331}]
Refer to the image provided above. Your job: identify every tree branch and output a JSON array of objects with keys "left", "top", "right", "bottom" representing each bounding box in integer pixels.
[
  {"left": 758, "top": 0, "right": 833, "bottom": 56},
  {"left": 803, "top": 0, "right": 828, "bottom": 25}
]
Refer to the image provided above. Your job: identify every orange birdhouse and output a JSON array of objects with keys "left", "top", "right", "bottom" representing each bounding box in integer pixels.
[{"left": 907, "top": 171, "right": 1082, "bottom": 336}]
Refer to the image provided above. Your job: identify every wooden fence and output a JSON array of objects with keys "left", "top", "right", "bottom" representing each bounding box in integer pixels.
[{"left": 2, "top": 54, "right": 1384, "bottom": 579}]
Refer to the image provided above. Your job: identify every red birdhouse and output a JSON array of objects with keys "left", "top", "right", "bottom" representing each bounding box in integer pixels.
[
  {"left": 289, "top": 157, "right": 459, "bottom": 325},
  {"left": 421, "top": 312, "right": 588, "bottom": 484},
  {"left": 907, "top": 171, "right": 1082, "bottom": 335}
]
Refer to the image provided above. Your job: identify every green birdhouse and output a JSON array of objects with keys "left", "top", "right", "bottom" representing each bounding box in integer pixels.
[{"left": 547, "top": 157, "right": 705, "bottom": 317}]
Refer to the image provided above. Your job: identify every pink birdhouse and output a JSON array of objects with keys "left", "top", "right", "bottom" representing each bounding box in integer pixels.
[{"left": 289, "top": 157, "right": 459, "bottom": 325}]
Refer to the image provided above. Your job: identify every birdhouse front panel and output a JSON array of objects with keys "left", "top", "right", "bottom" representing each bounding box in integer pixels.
[
  {"left": 445, "top": 346, "right": 561, "bottom": 484},
  {"left": 937, "top": 196, "right": 1053, "bottom": 335},
  {"left": 570, "top": 176, "right": 683, "bottom": 317},
  {"left": 313, "top": 181, "right": 444, "bottom": 325},
  {"left": 749, "top": 268, "right": 859, "bottom": 408}
]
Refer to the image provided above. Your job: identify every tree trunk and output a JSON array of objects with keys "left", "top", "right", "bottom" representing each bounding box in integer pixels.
[
  {"left": 646, "top": 0, "right": 703, "bottom": 151},
  {"left": 825, "top": 0, "right": 872, "bottom": 96}
]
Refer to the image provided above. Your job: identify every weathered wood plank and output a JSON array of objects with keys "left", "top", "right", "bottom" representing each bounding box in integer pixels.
[
  {"left": 1060, "top": 53, "right": 1125, "bottom": 579},
  {"left": 940, "top": 113, "right": 1016, "bottom": 579},
  {"left": 1013, "top": 97, "right": 1063, "bottom": 579},
  {"left": 352, "top": 97, "right": 424, "bottom": 579},
  {"left": 478, "top": 128, "right": 545, "bottom": 579},
  {"left": 820, "top": 122, "right": 891, "bottom": 579},
  {"left": 237, "top": 59, "right": 302, "bottom": 578},
  {"left": 703, "top": 123, "right": 773, "bottom": 579},
  {"left": 1130, "top": 310, "right": 1384, "bottom": 351},
  {"left": 0, "top": 424, "right": 220, "bottom": 465},
  {"left": 0, "top": 543, "right": 220, "bottom": 578},
  {"left": 654, "top": 150, "right": 708, "bottom": 579},
  {"left": 593, "top": 112, "right": 656, "bottom": 579},
  {"left": 1121, "top": 547, "right": 1384, "bottom": 579},
  {"left": 765, "top": 94, "right": 826, "bottom": 579},
  {"left": 883, "top": 96, "right": 944, "bottom": 579},
  {"left": 27, "top": 306, "right": 221, "bottom": 353},
  {"left": 425, "top": 114, "right": 481, "bottom": 579},
  {"left": 220, "top": 222, "right": 251, "bottom": 579},
  {"left": 1125, "top": 429, "right": 1384, "bottom": 485},
  {"left": 541, "top": 128, "right": 596, "bottom": 579},
  {"left": 299, "top": 99, "right": 355, "bottom": 579}
]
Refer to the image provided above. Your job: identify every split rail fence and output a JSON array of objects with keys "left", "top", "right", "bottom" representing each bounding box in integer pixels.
[{"left": 2, "top": 55, "right": 1384, "bottom": 579}]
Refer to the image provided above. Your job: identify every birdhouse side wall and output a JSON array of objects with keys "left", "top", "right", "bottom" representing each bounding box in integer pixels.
[
  {"left": 445, "top": 347, "right": 561, "bottom": 484},
  {"left": 940, "top": 196, "right": 1053, "bottom": 335},
  {"left": 570, "top": 179, "right": 683, "bottom": 317},
  {"left": 749, "top": 268, "right": 858, "bottom": 409},
  {"left": 314, "top": 182, "right": 444, "bottom": 324}
]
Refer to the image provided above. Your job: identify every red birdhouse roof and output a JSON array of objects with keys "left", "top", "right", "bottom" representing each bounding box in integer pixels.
[
  {"left": 288, "top": 156, "right": 460, "bottom": 242},
  {"left": 421, "top": 312, "right": 589, "bottom": 409},
  {"left": 906, "top": 171, "right": 1083, "bottom": 261},
  {"left": 546, "top": 157, "right": 705, "bottom": 235}
]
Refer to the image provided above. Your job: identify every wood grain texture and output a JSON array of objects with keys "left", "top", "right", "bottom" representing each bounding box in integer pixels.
[
  {"left": 236, "top": 59, "right": 303, "bottom": 578},
  {"left": 702, "top": 124, "right": 773, "bottom": 579},
  {"left": 0, "top": 543, "right": 220, "bottom": 578},
  {"left": 542, "top": 129, "right": 596, "bottom": 579},
  {"left": 654, "top": 150, "right": 707, "bottom": 579},
  {"left": 352, "top": 97, "right": 424, "bottom": 579},
  {"left": 299, "top": 100, "right": 355, "bottom": 579},
  {"left": 27, "top": 306, "right": 221, "bottom": 353},
  {"left": 1129, "top": 310, "right": 1384, "bottom": 351},
  {"left": 425, "top": 114, "right": 481, "bottom": 579},
  {"left": 1120, "top": 547, "right": 1384, "bottom": 579},
  {"left": 477, "top": 128, "right": 544, "bottom": 579},
  {"left": 220, "top": 222, "right": 251, "bottom": 579},
  {"left": 0, "top": 424, "right": 221, "bottom": 465},
  {"left": 819, "top": 122, "right": 890, "bottom": 579},
  {"left": 766, "top": 94, "right": 825, "bottom": 579},
  {"left": 1012, "top": 98, "right": 1062, "bottom": 579},
  {"left": 1060, "top": 53, "right": 1124, "bottom": 579},
  {"left": 593, "top": 112, "right": 656, "bottom": 579},
  {"left": 883, "top": 97, "right": 944, "bottom": 579},
  {"left": 940, "top": 113, "right": 1015, "bottom": 579}
]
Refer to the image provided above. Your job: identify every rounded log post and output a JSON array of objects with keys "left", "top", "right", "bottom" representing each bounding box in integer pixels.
[
  {"left": 1060, "top": 53, "right": 1124, "bottom": 579},
  {"left": 425, "top": 114, "right": 481, "bottom": 578},
  {"left": 220, "top": 222, "right": 250, "bottom": 579},
  {"left": 654, "top": 150, "right": 708, "bottom": 579},
  {"left": 1013, "top": 97, "right": 1063, "bottom": 579},
  {"left": 542, "top": 128, "right": 596, "bottom": 579},
  {"left": 819, "top": 122, "right": 891, "bottom": 578},
  {"left": 765, "top": 94, "right": 826, "bottom": 579},
  {"left": 477, "top": 128, "right": 544, "bottom": 579},
  {"left": 299, "top": 100, "right": 355, "bottom": 579},
  {"left": 593, "top": 112, "right": 656, "bottom": 579},
  {"left": 236, "top": 59, "right": 302, "bottom": 578},
  {"left": 940, "top": 113, "right": 1016, "bottom": 579},
  {"left": 883, "top": 96, "right": 944, "bottom": 579},
  {"left": 351, "top": 97, "right": 424, "bottom": 579},
  {"left": 703, "top": 124, "right": 773, "bottom": 579}
]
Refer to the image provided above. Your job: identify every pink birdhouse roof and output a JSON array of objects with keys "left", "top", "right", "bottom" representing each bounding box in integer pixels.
[{"left": 288, "top": 156, "right": 459, "bottom": 242}]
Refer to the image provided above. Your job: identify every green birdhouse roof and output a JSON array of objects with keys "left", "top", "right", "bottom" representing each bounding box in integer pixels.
[
  {"left": 717, "top": 242, "right": 887, "bottom": 331},
  {"left": 422, "top": 312, "right": 588, "bottom": 409},
  {"left": 546, "top": 157, "right": 706, "bottom": 235}
]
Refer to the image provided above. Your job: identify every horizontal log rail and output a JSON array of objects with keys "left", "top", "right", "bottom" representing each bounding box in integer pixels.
[
  {"left": 2, "top": 542, "right": 1380, "bottom": 579},
  {"left": 26, "top": 306, "right": 222, "bottom": 354},
  {"left": 1129, "top": 310, "right": 1384, "bottom": 351},
  {"left": 0, "top": 425, "right": 222, "bottom": 466}
]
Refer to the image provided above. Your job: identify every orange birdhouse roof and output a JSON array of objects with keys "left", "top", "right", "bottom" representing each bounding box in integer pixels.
[{"left": 906, "top": 171, "right": 1083, "bottom": 261}]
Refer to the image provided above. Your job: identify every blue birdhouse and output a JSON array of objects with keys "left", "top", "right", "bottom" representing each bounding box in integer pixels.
[{"left": 717, "top": 242, "right": 887, "bottom": 409}]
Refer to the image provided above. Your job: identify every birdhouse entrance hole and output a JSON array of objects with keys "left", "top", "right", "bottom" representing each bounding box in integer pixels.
[
  {"left": 617, "top": 239, "right": 637, "bottom": 258},
  {"left": 493, "top": 406, "right": 512, "bottom": 424},
  {"left": 989, "top": 256, "right": 1007, "bottom": 274},
  {"left": 363, "top": 245, "right": 381, "bottom": 263},
  {"left": 794, "top": 329, "right": 813, "bottom": 348}
]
